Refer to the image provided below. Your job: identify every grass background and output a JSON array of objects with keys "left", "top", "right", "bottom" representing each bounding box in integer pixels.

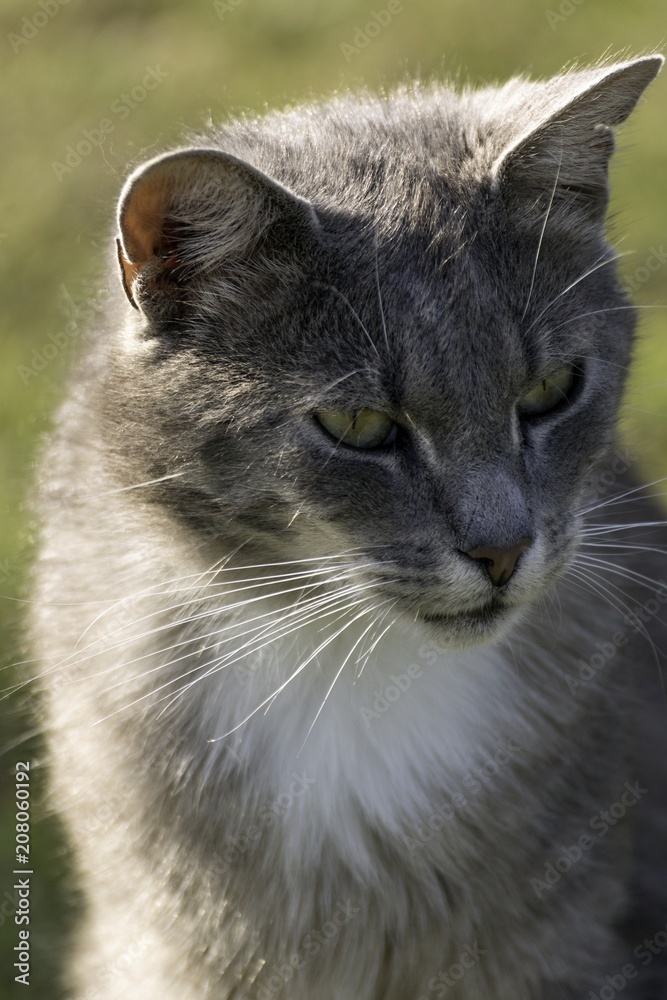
[{"left": 0, "top": 0, "right": 665, "bottom": 996}]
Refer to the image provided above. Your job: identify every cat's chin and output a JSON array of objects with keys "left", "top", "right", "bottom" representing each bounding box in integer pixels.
[{"left": 415, "top": 602, "right": 525, "bottom": 650}]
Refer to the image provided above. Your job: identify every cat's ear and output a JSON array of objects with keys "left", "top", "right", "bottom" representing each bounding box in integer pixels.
[
  {"left": 116, "top": 148, "right": 319, "bottom": 312},
  {"left": 491, "top": 56, "right": 663, "bottom": 215}
]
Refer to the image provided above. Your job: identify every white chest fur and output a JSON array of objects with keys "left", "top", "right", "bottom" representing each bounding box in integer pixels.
[{"left": 193, "top": 607, "right": 534, "bottom": 876}]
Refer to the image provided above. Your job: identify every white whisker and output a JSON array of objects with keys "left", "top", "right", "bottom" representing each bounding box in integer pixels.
[
  {"left": 578, "top": 475, "right": 667, "bottom": 516},
  {"left": 78, "top": 472, "right": 185, "bottom": 498},
  {"left": 313, "top": 279, "right": 380, "bottom": 359},
  {"left": 521, "top": 149, "right": 562, "bottom": 322},
  {"left": 576, "top": 552, "right": 667, "bottom": 593},
  {"left": 374, "top": 232, "right": 390, "bottom": 355},
  {"left": 523, "top": 250, "right": 629, "bottom": 337},
  {"left": 298, "top": 599, "right": 395, "bottom": 755}
]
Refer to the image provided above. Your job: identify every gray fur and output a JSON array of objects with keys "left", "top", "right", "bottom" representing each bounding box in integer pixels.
[{"left": 32, "top": 57, "right": 667, "bottom": 999}]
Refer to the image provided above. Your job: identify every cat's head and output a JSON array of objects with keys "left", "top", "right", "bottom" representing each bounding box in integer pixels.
[{"left": 107, "top": 56, "right": 661, "bottom": 650}]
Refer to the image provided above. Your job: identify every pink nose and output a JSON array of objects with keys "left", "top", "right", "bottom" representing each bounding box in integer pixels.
[{"left": 463, "top": 537, "right": 532, "bottom": 587}]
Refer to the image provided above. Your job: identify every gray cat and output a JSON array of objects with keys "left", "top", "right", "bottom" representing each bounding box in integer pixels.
[{"left": 32, "top": 56, "right": 667, "bottom": 999}]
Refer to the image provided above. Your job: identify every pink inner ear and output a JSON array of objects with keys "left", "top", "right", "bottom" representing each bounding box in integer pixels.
[
  {"left": 118, "top": 175, "right": 180, "bottom": 307},
  {"left": 122, "top": 178, "right": 172, "bottom": 264}
]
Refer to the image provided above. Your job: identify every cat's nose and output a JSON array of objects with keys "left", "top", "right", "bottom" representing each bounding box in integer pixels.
[{"left": 461, "top": 537, "right": 533, "bottom": 587}]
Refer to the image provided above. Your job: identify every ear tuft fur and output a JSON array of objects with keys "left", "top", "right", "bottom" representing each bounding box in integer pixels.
[
  {"left": 492, "top": 56, "right": 663, "bottom": 213},
  {"left": 116, "top": 149, "right": 319, "bottom": 314}
]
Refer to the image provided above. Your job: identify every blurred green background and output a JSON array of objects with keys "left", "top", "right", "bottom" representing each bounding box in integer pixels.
[{"left": 0, "top": 0, "right": 665, "bottom": 996}]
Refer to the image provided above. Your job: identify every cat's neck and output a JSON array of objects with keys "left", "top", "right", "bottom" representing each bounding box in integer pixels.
[{"left": 175, "top": 594, "right": 613, "bottom": 835}]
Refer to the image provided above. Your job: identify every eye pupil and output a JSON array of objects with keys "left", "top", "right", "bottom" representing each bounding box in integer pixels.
[{"left": 517, "top": 364, "right": 577, "bottom": 418}]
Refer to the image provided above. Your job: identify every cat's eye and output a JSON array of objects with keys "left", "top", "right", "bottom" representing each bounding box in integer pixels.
[
  {"left": 517, "top": 365, "right": 576, "bottom": 417},
  {"left": 314, "top": 408, "right": 397, "bottom": 449}
]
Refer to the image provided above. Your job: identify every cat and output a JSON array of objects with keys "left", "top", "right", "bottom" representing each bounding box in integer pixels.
[{"left": 31, "top": 55, "right": 667, "bottom": 999}]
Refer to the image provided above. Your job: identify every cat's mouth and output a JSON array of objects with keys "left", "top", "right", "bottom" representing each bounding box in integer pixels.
[
  {"left": 418, "top": 602, "right": 504, "bottom": 627},
  {"left": 414, "top": 597, "right": 524, "bottom": 647}
]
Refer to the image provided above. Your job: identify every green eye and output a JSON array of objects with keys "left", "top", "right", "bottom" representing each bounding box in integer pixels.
[
  {"left": 517, "top": 366, "right": 575, "bottom": 416},
  {"left": 315, "top": 408, "right": 397, "bottom": 449}
]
